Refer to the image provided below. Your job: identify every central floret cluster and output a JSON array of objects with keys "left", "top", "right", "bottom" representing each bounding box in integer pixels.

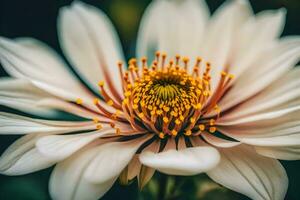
[
  {"left": 83, "top": 52, "right": 234, "bottom": 139},
  {"left": 118, "top": 53, "right": 231, "bottom": 139}
]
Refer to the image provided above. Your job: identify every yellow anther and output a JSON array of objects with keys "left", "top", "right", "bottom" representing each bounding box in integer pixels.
[
  {"left": 175, "top": 119, "right": 181, "bottom": 125},
  {"left": 133, "top": 98, "right": 140, "bottom": 104},
  {"left": 190, "top": 117, "right": 195, "bottom": 123},
  {"left": 163, "top": 106, "right": 170, "bottom": 112},
  {"left": 93, "top": 118, "right": 99, "bottom": 123},
  {"left": 209, "top": 127, "right": 217, "bottom": 133},
  {"left": 116, "top": 128, "right": 121, "bottom": 135},
  {"left": 107, "top": 100, "right": 113, "bottom": 106},
  {"left": 132, "top": 104, "right": 138, "bottom": 109},
  {"left": 184, "top": 130, "right": 192, "bottom": 136},
  {"left": 163, "top": 117, "right": 169, "bottom": 123},
  {"left": 194, "top": 103, "right": 202, "bottom": 109},
  {"left": 159, "top": 132, "right": 165, "bottom": 139},
  {"left": 138, "top": 113, "right": 145, "bottom": 119},
  {"left": 199, "top": 124, "right": 205, "bottom": 131},
  {"left": 221, "top": 71, "right": 227, "bottom": 76},
  {"left": 179, "top": 115, "right": 184, "bottom": 121},
  {"left": 171, "top": 130, "right": 178, "bottom": 136},
  {"left": 124, "top": 91, "right": 131, "bottom": 97},
  {"left": 114, "top": 110, "right": 121, "bottom": 117},
  {"left": 210, "top": 119, "right": 215, "bottom": 126},
  {"left": 156, "top": 110, "right": 163, "bottom": 115},
  {"left": 93, "top": 98, "right": 99, "bottom": 105},
  {"left": 122, "top": 98, "right": 129, "bottom": 105},
  {"left": 96, "top": 124, "right": 103, "bottom": 130},
  {"left": 129, "top": 58, "right": 137, "bottom": 65},
  {"left": 150, "top": 110, "right": 156, "bottom": 116},
  {"left": 98, "top": 81, "right": 105, "bottom": 87},
  {"left": 182, "top": 57, "right": 189, "bottom": 63},
  {"left": 76, "top": 98, "right": 83, "bottom": 105},
  {"left": 228, "top": 74, "right": 235, "bottom": 79}
]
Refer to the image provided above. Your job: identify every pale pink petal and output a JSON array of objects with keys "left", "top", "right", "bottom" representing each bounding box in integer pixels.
[
  {"left": 0, "top": 133, "right": 55, "bottom": 175},
  {"left": 219, "top": 36, "right": 300, "bottom": 111},
  {"left": 201, "top": 0, "right": 252, "bottom": 91},
  {"left": 0, "top": 37, "right": 96, "bottom": 105},
  {"left": 0, "top": 112, "right": 96, "bottom": 135},
  {"left": 36, "top": 126, "right": 115, "bottom": 162},
  {"left": 58, "top": 1, "right": 124, "bottom": 101},
  {"left": 207, "top": 145, "right": 288, "bottom": 200},
  {"left": 136, "top": 0, "right": 209, "bottom": 62},
  {"left": 220, "top": 67, "right": 300, "bottom": 121},
  {"left": 0, "top": 78, "right": 59, "bottom": 117},
  {"left": 201, "top": 132, "right": 241, "bottom": 148},
  {"left": 255, "top": 146, "right": 300, "bottom": 160},
  {"left": 49, "top": 145, "right": 117, "bottom": 200},
  {"left": 229, "top": 8, "right": 286, "bottom": 79},
  {"left": 84, "top": 135, "right": 151, "bottom": 184},
  {"left": 139, "top": 146, "right": 220, "bottom": 175}
]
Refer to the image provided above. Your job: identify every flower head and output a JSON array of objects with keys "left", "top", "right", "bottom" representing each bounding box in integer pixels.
[{"left": 0, "top": 0, "right": 300, "bottom": 200}]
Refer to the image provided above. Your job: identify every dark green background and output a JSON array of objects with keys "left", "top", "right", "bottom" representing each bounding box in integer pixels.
[{"left": 0, "top": 0, "right": 299, "bottom": 199}]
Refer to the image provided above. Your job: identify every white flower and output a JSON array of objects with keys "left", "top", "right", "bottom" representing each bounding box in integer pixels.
[{"left": 0, "top": 0, "right": 299, "bottom": 199}]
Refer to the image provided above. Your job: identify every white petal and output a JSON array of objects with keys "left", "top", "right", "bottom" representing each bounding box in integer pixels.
[
  {"left": 229, "top": 8, "right": 286, "bottom": 78},
  {"left": 0, "top": 38, "right": 99, "bottom": 115},
  {"left": 37, "top": 98, "right": 109, "bottom": 120},
  {"left": 0, "top": 37, "right": 96, "bottom": 104},
  {"left": 201, "top": 132, "right": 241, "bottom": 148},
  {"left": 136, "top": 0, "right": 209, "bottom": 61},
  {"left": 139, "top": 146, "right": 220, "bottom": 175},
  {"left": 201, "top": 0, "right": 252, "bottom": 91},
  {"left": 219, "top": 36, "right": 300, "bottom": 111},
  {"left": 84, "top": 136, "right": 150, "bottom": 183},
  {"left": 207, "top": 145, "right": 288, "bottom": 200},
  {"left": 221, "top": 67, "right": 300, "bottom": 121},
  {"left": 36, "top": 127, "right": 115, "bottom": 161},
  {"left": 0, "top": 112, "right": 95, "bottom": 135},
  {"left": 0, "top": 133, "right": 55, "bottom": 175},
  {"left": 50, "top": 145, "right": 117, "bottom": 200},
  {"left": 219, "top": 104, "right": 300, "bottom": 126},
  {"left": 58, "top": 1, "right": 124, "bottom": 101},
  {"left": 255, "top": 146, "right": 300, "bottom": 160},
  {"left": 0, "top": 78, "right": 59, "bottom": 117}
]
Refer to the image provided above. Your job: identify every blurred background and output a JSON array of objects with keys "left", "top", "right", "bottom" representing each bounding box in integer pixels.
[{"left": 0, "top": 0, "right": 299, "bottom": 199}]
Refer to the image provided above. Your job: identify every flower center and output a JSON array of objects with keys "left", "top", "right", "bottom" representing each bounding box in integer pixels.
[{"left": 77, "top": 52, "right": 234, "bottom": 139}]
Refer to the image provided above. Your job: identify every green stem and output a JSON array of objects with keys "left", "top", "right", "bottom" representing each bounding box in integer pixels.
[{"left": 158, "top": 175, "right": 168, "bottom": 200}]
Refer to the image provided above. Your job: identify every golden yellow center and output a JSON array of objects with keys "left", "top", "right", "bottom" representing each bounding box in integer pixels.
[{"left": 77, "top": 52, "right": 234, "bottom": 139}]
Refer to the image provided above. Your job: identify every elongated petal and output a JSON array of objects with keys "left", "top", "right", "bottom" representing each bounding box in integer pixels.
[
  {"left": 207, "top": 145, "right": 288, "bottom": 200},
  {"left": 139, "top": 146, "right": 220, "bottom": 175},
  {"left": 255, "top": 146, "right": 300, "bottom": 160},
  {"left": 218, "top": 106, "right": 300, "bottom": 148},
  {"left": 221, "top": 67, "right": 300, "bottom": 121},
  {"left": 58, "top": 1, "right": 124, "bottom": 101},
  {"left": 50, "top": 145, "right": 117, "bottom": 200},
  {"left": 0, "top": 112, "right": 95, "bottom": 135},
  {"left": 36, "top": 127, "right": 115, "bottom": 161},
  {"left": 201, "top": 132, "right": 241, "bottom": 148},
  {"left": 136, "top": 0, "right": 209, "bottom": 61},
  {"left": 219, "top": 37, "right": 300, "bottom": 111},
  {"left": 0, "top": 78, "right": 59, "bottom": 117},
  {"left": 201, "top": 0, "right": 252, "bottom": 90},
  {"left": 229, "top": 8, "right": 286, "bottom": 78},
  {"left": 0, "top": 37, "right": 96, "bottom": 105},
  {"left": 84, "top": 136, "right": 150, "bottom": 184},
  {"left": 0, "top": 134, "right": 55, "bottom": 175}
]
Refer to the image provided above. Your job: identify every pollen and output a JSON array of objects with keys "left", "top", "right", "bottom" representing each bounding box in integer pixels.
[
  {"left": 87, "top": 52, "right": 234, "bottom": 139},
  {"left": 76, "top": 98, "right": 83, "bottom": 105}
]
